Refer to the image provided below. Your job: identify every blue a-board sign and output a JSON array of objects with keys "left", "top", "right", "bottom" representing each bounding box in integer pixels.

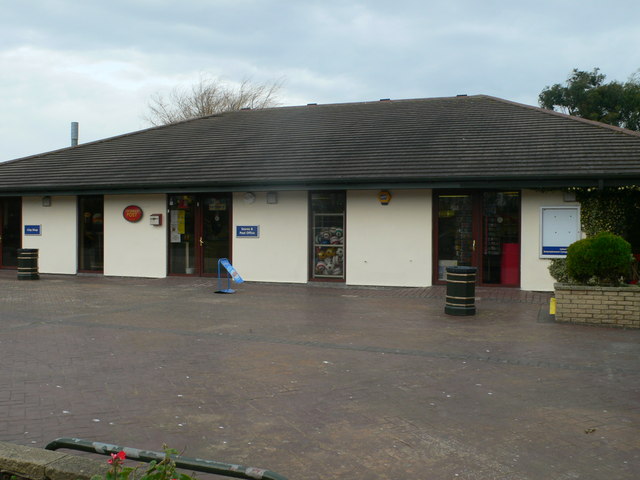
[
  {"left": 236, "top": 225, "right": 259, "bottom": 238},
  {"left": 24, "top": 225, "right": 42, "bottom": 236},
  {"left": 219, "top": 258, "right": 244, "bottom": 283},
  {"left": 216, "top": 258, "right": 243, "bottom": 294}
]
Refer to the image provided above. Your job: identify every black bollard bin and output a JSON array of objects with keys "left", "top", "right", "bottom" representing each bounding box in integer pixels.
[
  {"left": 445, "top": 266, "right": 476, "bottom": 316},
  {"left": 17, "top": 248, "right": 39, "bottom": 280}
]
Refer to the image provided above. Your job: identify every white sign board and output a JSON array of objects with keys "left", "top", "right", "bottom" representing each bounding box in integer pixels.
[{"left": 540, "top": 206, "right": 581, "bottom": 258}]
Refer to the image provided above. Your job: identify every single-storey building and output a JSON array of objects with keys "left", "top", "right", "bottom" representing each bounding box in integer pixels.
[{"left": 1, "top": 95, "right": 639, "bottom": 291}]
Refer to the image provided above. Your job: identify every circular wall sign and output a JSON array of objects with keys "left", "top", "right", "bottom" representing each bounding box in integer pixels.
[{"left": 123, "top": 205, "right": 143, "bottom": 222}]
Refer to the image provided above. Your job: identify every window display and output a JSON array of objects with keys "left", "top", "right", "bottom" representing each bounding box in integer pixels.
[{"left": 310, "top": 192, "right": 345, "bottom": 280}]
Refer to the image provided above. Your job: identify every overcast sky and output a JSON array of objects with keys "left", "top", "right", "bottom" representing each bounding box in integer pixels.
[{"left": 1, "top": 0, "right": 639, "bottom": 162}]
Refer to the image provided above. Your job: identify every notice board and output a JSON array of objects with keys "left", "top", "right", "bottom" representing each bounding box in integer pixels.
[{"left": 540, "top": 206, "right": 581, "bottom": 258}]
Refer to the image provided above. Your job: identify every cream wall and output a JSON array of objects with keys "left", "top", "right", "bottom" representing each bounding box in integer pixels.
[
  {"left": 521, "top": 189, "right": 581, "bottom": 291},
  {"left": 22, "top": 196, "right": 77, "bottom": 274},
  {"left": 18, "top": 189, "right": 577, "bottom": 290},
  {"left": 232, "top": 191, "right": 308, "bottom": 283},
  {"left": 346, "top": 189, "right": 432, "bottom": 287},
  {"left": 104, "top": 194, "right": 167, "bottom": 278}
]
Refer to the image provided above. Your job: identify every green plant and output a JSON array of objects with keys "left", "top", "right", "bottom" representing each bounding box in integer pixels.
[
  {"left": 548, "top": 258, "right": 570, "bottom": 283},
  {"left": 572, "top": 186, "right": 640, "bottom": 251},
  {"left": 92, "top": 447, "right": 196, "bottom": 480},
  {"left": 630, "top": 254, "right": 640, "bottom": 284},
  {"left": 565, "top": 232, "right": 632, "bottom": 285}
]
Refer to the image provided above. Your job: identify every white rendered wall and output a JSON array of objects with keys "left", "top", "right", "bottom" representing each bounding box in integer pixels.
[
  {"left": 232, "top": 191, "right": 308, "bottom": 283},
  {"left": 22, "top": 196, "right": 77, "bottom": 274},
  {"left": 104, "top": 194, "right": 167, "bottom": 278},
  {"left": 521, "top": 189, "right": 581, "bottom": 291},
  {"left": 346, "top": 189, "right": 432, "bottom": 287}
]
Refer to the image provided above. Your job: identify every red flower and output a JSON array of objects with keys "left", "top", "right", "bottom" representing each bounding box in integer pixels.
[{"left": 108, "top": 451, "right": 126, "bottom": 464}]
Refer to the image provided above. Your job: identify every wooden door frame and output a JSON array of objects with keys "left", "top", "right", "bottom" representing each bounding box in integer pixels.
[
  {"left": 196, "top": 193, "right": 233, "bottom": 277},
  {"left": 432, "top": 190, "right": 521, "bottom": 287},
  {"left": 167, "top": 193, "right": 232, "bottom": 277}
]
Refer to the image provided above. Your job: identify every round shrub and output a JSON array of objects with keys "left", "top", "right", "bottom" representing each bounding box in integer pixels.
[{"left": 566, "top": 232, "right": 632, "bottom": 285}]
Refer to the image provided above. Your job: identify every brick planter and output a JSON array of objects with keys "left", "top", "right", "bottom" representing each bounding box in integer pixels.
[{"left": 554, "top": 283, "right": 640, "bottom": 328}]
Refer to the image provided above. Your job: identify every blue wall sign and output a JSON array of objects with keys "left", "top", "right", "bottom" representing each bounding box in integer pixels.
[
  {"left": 542, "top": 246, "right": 568, "bottom": 256},
  {"left": 236, "top": 225, "right": 259, "bottom": 238},
  {"left": 24, "top": 225, "right": 42, "bottom": 236}
]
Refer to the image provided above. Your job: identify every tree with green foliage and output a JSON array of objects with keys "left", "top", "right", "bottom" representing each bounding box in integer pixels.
[{"left": 539, "top": 68, "right": 640, "bottom": 131}]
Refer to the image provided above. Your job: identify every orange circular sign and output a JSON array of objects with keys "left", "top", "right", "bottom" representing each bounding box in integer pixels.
[{"left": 123, "top": 205, "right": 143, "bottom": 222}]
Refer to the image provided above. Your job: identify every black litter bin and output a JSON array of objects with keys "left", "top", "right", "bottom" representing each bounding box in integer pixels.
[
  {"left": 17, "top": 248, "right": 39, "bottom": 280},
  {"left": 445, "top": 266, "right": 476, "bottom": 315}
]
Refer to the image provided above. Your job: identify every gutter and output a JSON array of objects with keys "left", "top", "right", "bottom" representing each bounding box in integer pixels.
[{"left": 1, "top": 176, "right": 638, "bottom": 197}]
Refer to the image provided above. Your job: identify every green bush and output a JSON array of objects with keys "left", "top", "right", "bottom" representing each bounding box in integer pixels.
[
  {"left": 566, "top": 232, "right": 632, "bottom": 285},
  {"left": 548, "top": 258, "right": 570, "bottom": 283}
]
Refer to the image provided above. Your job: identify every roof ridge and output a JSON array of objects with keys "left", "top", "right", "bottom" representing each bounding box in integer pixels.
[
  {"left": 480, "top": 95, "right": 640, "bottom": 138},
  {"left": 1, "top": 112, "right": 230, "bottom": 164}
]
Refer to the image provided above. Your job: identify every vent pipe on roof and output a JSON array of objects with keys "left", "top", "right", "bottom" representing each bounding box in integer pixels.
[{"left": 71, "top": 122, "right": 79, "bottom": 146}]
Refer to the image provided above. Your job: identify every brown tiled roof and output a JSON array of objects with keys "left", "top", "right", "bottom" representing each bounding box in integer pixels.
[{"left": 1, "top": 95, "right": 639, "bottom": 194}]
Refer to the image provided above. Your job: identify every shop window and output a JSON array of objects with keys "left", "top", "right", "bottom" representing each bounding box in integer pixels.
[
  {"left": 481, "top": 191, "right": 520, "bottom": 285},
  {"left": 0, "top": 197, "right": 21, "bottom": 267},
  {"left": 78, "top": 196, "right": 104, "bottom": 272},
  {"left": 310, "top": 191, "right": 345, "bottom": 280}
]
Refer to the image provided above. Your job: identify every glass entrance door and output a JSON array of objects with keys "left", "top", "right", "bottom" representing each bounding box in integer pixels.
[
  {"left": 168, "top": 194, "right": 231, "bottom": 276},
  {"left": 200, "top": 195, "right": 231, "bottom": 275},
  {"left": 436, "top": 194, "right": 476, "bottom": 280},
  {"left": 0, "top": 197, "right": 21, "bottom": 268},
  {"left": 435, "top": 191, "right": 520, "bottom": 286}
]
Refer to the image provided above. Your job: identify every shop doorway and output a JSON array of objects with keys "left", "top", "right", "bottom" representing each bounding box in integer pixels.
[
  {"left": 78, "top": 196, "right": 104, "bottom": 272},
  {"left": 310, "top": 191, "right": 346, "bottom": 281},
  {"left": 434, "top": 191, "right": 521, "bottom": 286},
  {"left": 168, "top": 194, "right": 231, "bottom": 276},
  {"left": 0, "top": 197, "right": 21, "bottom": 268}
]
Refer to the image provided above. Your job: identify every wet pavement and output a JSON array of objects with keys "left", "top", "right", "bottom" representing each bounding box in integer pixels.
[{"left": 0, "top": 271, "right": 639, "bottom": 479}]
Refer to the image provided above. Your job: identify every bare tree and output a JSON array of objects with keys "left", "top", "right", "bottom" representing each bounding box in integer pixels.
[{"left": 144, "top": 76, "right": 283, "bottom": 126}]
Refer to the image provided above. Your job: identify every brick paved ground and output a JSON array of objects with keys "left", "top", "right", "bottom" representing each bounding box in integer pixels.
[{"left": 0, "top": 271, "right": 638, "bottom": 479}]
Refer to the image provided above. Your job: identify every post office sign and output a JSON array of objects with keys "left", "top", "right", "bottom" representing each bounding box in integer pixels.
[{"left": 123, "top": 205, "right": 143, "bottom": 223}]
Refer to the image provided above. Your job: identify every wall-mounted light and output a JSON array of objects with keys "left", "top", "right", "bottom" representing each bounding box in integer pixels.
[
  {"left": 42, "top": 196, "right": 52, "bottom": 207},
  {"left": 243, "top": 192, "right": 256, "bottom": 204},
  {"left": 266, "top": 191, "right": 278, "bottom": 204},
  {"left": 377, "top": 190, "right": 392, "bottom": 205}
]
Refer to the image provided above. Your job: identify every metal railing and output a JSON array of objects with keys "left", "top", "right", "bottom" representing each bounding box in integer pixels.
[{"left": 45, "top": 437, "right": 288, "bottom": 480}]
